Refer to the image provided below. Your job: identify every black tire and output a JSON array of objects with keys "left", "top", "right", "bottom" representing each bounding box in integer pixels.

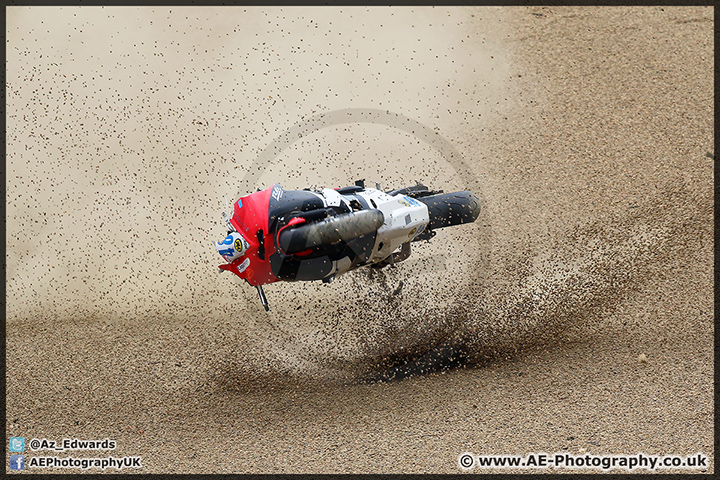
[
  {"left": 277, "top": 209, "right": 385, "bottom": 254},
  {"left": 418, "top": 191, "right": 481, "bottom": 230}
]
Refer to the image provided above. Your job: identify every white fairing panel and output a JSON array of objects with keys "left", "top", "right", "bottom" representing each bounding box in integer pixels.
[
  {"left": 320, "top": 188, "right": 346, "bottom": 208},
  {"left": 352, "top": 188, "right": 429, "bottom": 263}
]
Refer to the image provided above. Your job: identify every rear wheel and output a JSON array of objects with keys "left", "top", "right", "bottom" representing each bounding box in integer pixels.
[{"left": 418, "top": 191, "right": 481, "bottom": 230}]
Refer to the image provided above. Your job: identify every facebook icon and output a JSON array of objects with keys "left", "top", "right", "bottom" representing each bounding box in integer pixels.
[{"left": 10, "top": 454, "right": 25, "bottom": 470}]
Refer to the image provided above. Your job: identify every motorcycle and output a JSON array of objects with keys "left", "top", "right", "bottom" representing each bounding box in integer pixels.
[{"left": 214, "top": 180, "right": 481, "bottom": 311}]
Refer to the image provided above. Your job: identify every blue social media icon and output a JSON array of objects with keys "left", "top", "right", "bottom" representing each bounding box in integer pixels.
[
  {"left": 9, "top": 437, "right": 25, "bottom": 452},
  {"left": 10, "top": 455, "right": 25, "bottom": 470}
]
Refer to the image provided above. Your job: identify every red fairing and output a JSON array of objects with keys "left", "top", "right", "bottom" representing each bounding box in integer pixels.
[{"left": 218, "top": 184, "right": 279, "bottom": 286}]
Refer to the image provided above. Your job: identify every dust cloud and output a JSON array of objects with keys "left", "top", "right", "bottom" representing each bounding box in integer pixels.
[{"left": 6, "top": 7, "right": 512, "bottom": 382}]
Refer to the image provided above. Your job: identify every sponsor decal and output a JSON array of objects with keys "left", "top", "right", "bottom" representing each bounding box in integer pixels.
[
  {"left": 404, "top": 195, "right": 422, "bottom": 207},
  {"left": 237, "top": 257, "right": 251, "bottom": 273}
]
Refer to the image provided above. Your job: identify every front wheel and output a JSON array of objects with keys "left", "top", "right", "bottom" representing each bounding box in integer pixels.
[{"left": 418, "top": 191, "right": 481, "bottom": 230}]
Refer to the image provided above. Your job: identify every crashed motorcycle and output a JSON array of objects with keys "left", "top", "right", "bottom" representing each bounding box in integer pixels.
[{"left": 214, "top": 180, "right": 481, "bottom": 310}]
